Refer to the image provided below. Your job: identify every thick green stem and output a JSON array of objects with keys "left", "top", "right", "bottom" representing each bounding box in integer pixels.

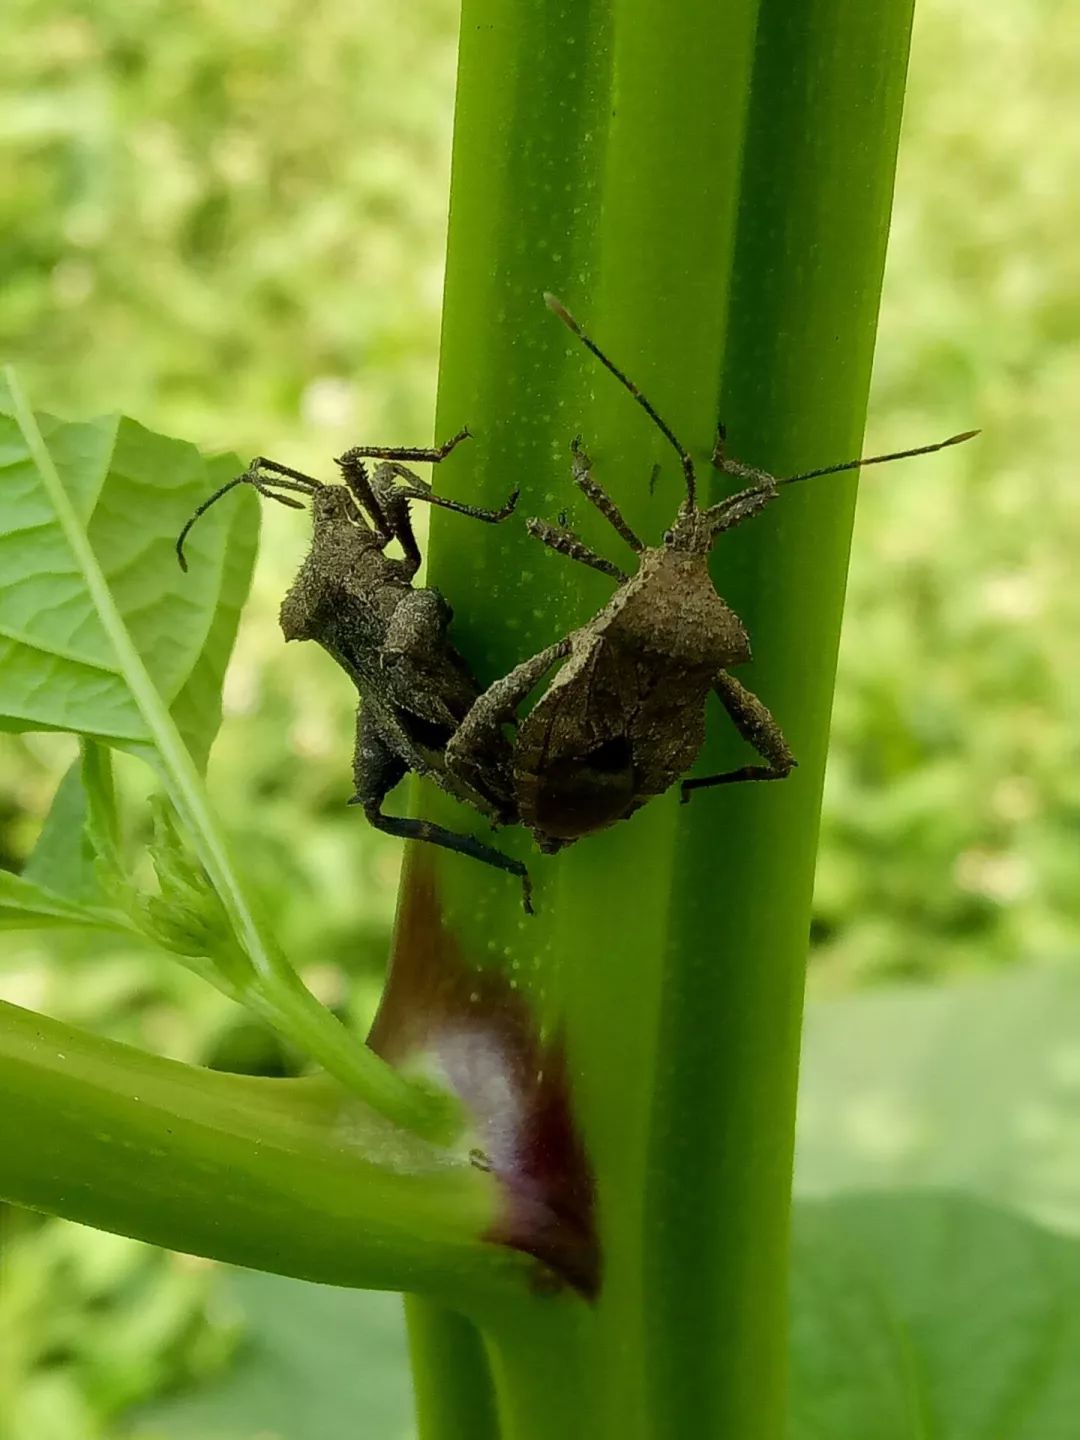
[
  {"left": 646, "top": 4, "right": 917, "bottom": 1433},
  {"left": 482, "top": 1306, "right": 591, "bottom": 1440},
  {"left": 406, "top": 1299, "right": 500, "bottom": 1440},
  {"left": 0, "top": 999, "right": 524, "bottom": 1305},
  {"left": 406, "top": 0, "right": 916, "bottom": 1434}
]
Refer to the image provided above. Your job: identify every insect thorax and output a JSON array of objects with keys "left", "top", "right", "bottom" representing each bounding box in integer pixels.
[{"left": 620, "top": 548, "right": 751, "bottom": 671}]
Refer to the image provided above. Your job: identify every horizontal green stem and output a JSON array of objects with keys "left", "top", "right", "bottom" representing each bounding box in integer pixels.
[{"left": 0, "top": 999, "right": 524, "bottom": 1304}]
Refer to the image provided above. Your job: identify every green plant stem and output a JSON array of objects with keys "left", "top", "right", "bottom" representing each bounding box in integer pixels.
[
  {"left": 0, "top": 998, "right": 522, "bottom": 1303},
  {"left": 409, "top": 0, "right": 917, "bottom": 1434},
  {"left": 646, "top": 2, "right": 918, "bottom": 1431},
  {"left": 482, "top": 1308, "right": 590, "bottom": 1440},
  {"left": 5, "top": 368, "right": 457, "bottom": 1144},
  {"left": 406, "top": 1299, "right": 501, "bottom": 1440}
]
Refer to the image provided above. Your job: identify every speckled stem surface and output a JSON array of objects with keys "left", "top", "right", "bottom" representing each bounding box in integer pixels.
[{"left": 403, "top": 0, "right": 916, "bottom": 1435}]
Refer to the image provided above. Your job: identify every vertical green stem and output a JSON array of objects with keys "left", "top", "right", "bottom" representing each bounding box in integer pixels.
[
  {"left": 410, "top": 0, "right": 916, "bottom": 1434},
  {"left": 646, "top": 5, "right": 916, "bottom": 1435},
  {"left": 406, "top": 1299, "right": 500, "bottom": 1440}
]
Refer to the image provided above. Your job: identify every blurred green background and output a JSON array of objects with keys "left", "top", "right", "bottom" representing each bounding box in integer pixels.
[{"left": 0, "top": 0, "right": 1076, "bottom": 1436}]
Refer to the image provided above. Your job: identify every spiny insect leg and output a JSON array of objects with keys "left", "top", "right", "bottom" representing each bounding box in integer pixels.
[
  {"left": 377, "top": 462, "right": 518, "bottom": 524},
  {"left": 337, "top": 428, "right": 471, "bottom": 465},
  {"left": 350, "top": 712, "right": 532, "bottom": 912},
  {"left": 705, "top": 484, "right": 779, "bottom": 536},
  {"left": 337, "top": 453, "right": 392, "bottom": 541},
  {"left": 419, "top": 488, "right": 520, "bottom": 523},
  {"left": 366, "top": 464, "right": 425, "bottom": 575},
  {"left": 569, "top": 437, "right": 644, "bottom": 552},
  {"left": 681, "top": 672, "right": 796, "bottom": 798},
  {"left": 446, "top": 637, "right": 574, "bottom": 809},
  {"left": 450, "top": 638, "right": 573, "bottom": 756},
  {"left": 525, "top": 517, "right": 627, "bottom": 582}
]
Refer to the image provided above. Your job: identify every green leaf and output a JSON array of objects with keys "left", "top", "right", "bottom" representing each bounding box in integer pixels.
[
  {"left": 797, "top": 967, "right": 1080, "bottom": 1235},
  {"left": 0, "top": 870, "right": 128, "bottom": 933},
  {"left": 23, "top": 742, "right": 120, "bottom": 905},
  {"left": 0, "top": 381, "right": 257, "bottom": 770},
  {"left": 789, "top": 1192, "right": 1080, "bottom": 1439},
  {"left": 0, "top": 371, "right": 454, "bottom": 1139},
  {"left": 129, "top": 1271, "right": 413, "bottom": 1440},
  {"left": 134, "top": 1196, "right": 1080, "bottom": 1440},
  {"left": 22, "top": 761, "right": 102, "bottom": 905}
]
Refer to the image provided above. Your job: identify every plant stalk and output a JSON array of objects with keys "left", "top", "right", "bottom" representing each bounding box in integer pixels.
[
  {"left": 403, "top": 0, "right": 918, "bottom": 1434},
  {"left": 0, "top": 998, "right": 521, "bottom": 1305}
]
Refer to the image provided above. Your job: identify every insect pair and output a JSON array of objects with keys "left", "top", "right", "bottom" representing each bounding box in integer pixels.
[{"left": 179, "top": 297, "right": 975, "bottom": 910}]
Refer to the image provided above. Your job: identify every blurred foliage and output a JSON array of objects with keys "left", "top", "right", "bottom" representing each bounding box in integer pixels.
[
  {"left": 787, "top": 1189, "right": 1080, "bottom": 1438},
  {"left": 130, "top": 1274, "right": 412, "bottom": 1440},
  {"left": 0, "top": 0, "right": 461, "bottom": 1044},
  {"left": 0, "top": 1208, "right": 241, "bottom": 1439},
  {"left": 1, "top": 1, "right": 458, "bottom": 1433},
  {"left": 798, "top": 963, "right": 1080, "bottom": 1234},
  {"left": 816, "top": 0, "right": 1080, "bottom": 987},
  {"left": 0, "top": 0, "right": 1075, "bottom": 1433}
]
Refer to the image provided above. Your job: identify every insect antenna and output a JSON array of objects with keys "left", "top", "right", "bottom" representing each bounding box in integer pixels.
[
  {"left": 777, "top": 429, "right": 979, "bottom": 490},
  {"left": 544, "top": 293, "right": 699, "bottom": 508},
  {"left": 176, "top": 460, "right": 320, "bottom": 572}
]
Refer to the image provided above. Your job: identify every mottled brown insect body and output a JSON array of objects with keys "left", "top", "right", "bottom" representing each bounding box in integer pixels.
[
  {"left": 514, "top": 550, "right": 750, "bottom": 847},
  {"left": 178, "top": 434, "right": 534, "bottom": 909},
  {"left": 446, "top": 295, "right": 975, "bottom": 859}
]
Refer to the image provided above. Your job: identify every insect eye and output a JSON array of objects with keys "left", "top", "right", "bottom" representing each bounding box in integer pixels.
[{"left": 662, "top": 529, "right": 675, "bottom": 546}]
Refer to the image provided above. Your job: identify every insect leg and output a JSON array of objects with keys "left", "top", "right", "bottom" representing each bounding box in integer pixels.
[
  {"left": 710, "top": 422, "right": 729, "bottom": 469},
  {"left": 709, "top": 424, "right": 781, "bottom": 489},
  {"left": 680, "top": 672, "right": 797, "bottom": 798},
  {"left": 525, "top": 517, "right": 627, "bottom": 582},
  {"left": 358, "top": 459, "right": 517, "bottom": 579},
  {"left": 337, "top": 428, "right": 472, "bottom": 465},
  {"left": 569, "top": 438, "right": 643, "bottom": 552},
  {"left": 376, "top": 462, "right": 519, "bottom": 525},
  {"left": 446, "top": 638, "right": 573, "bottom": 802},
  {"left": 362, "top": 463, "right": 424, "bottom": 575},
  {"left": 350, "top": 711, "right": 533, "bottom": 912},
  {"left": 704, "top": 484, "right": 779, "bottom": 536},
  {"left": 337, "top": 455, "right": 393, "bottom": 544}
]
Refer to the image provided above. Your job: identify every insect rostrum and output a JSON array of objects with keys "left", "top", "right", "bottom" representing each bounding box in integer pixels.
[
  {"left": 444, "top": 295, "right": 976, "bottom": 856},
  {"left": 178, "top": 433, "right": 533, "bottom": 911}
]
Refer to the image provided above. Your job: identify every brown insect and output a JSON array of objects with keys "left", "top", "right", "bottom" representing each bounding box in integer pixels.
[
  {"left": 446, "top": 294, "right": 976, "bottom": 854},
  {"left": 178, "top": 433, "right": 533, "bottom": 908}
]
